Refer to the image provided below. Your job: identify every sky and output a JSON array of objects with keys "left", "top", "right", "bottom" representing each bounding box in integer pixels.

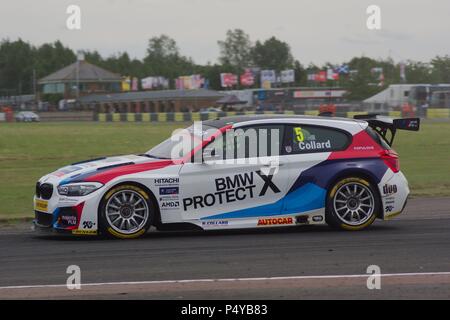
[{"left": 1, "top": 0, "right": 450, "bottom": 65}]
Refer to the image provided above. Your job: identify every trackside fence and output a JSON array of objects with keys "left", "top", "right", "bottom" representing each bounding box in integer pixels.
[{"left": 93, "top": 110, "right": 413, "bottom": 123}]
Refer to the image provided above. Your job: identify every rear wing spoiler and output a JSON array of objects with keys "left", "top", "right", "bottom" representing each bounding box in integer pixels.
[{"left": 353, "top": 114, "right": 420, "bottom": 146}]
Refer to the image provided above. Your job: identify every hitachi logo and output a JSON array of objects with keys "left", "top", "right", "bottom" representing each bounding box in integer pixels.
[{"left": 154, "top": 178, "right": 179, "bottom": 184}]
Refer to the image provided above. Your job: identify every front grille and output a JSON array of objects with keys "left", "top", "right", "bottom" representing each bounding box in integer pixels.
[
  {"left": 36, "top": 182, "right": 41, "bottom": 198},
  {"left": 35, "top": 211, "right": 53, "bottom": 227},
  {"left": 36, "top": 183, "right": 53, "bottom": 200}
]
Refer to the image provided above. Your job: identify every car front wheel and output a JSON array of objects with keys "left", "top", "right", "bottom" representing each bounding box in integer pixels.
[
  {"left": 99, "top": 184, "right": 154, "bottom": 239},
  {"left": 326, "top": 177, "right": 380, "bottom": 231}
]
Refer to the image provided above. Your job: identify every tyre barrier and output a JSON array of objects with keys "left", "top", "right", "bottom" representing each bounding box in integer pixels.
[
  {"left": 95, "top": 111, "right": 295, "bottom": 122},
  {"left": 426, "top": 108, "right": 450, "bottom": 119},
  {"left": 94, "top": 109, "right": 449, "bottom": 122}
]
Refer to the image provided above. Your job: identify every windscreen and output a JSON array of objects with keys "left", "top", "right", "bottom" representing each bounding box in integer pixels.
[{"left": 145, "top": 124, "right": 220, "bottom": 159}]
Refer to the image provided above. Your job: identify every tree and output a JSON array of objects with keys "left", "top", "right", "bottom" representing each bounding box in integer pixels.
[
  {"left": 293, "top": 60, "right": 307, "bottom": 86},
  {"left": 218, "top": 29, "right": 253, "bottom": 73},
  {"left": 0, "top": 39, "right": 35, "bottom": 95},
  {"left": 82, "top": 50, "right": 104, "bottom": 67},
  {"left": 0, "top": 39, "right": 78, "bottom": 96},
  {"left": 346, "top": 57, "right": 383, "bottom": 100},
  {"left": 251, "top": 37, "right": 294, "bottom": 71},
  {"left": 404, "top": 60, "right": 434, "bottom": 84},
  {"left": 146, "top": 35, "right": 179, "bottom": 60},
  {"left": 431, "top": 56, "right": 450, "bottom": 83},
  {"left": 196, "top": 63, "right": 230, "bottom": 90},
  {"left": 3, "top": 33, "right": 450, "bottom": 99},
  {"left": 143, "top": 35, "right": 195, "bottom": 81},
  {"left": 34, "top": 41, "right": 76, "bottom": 79},
  {"left": 105, "top": 52, "right": 133, "bottom": 76}
]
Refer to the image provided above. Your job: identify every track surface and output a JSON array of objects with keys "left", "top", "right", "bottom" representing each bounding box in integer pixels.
[{"left": 0, "top": 197, "right": 449, "bottom": 299}]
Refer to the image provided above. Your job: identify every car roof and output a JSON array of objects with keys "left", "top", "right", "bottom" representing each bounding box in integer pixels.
[{"left": 204, "top": 114, "right": 363, "bottom": 128}]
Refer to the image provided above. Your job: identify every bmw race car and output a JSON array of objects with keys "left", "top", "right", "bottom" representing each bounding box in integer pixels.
[{"left": 33, "top": 115, "right": 420, "bottom": 239}]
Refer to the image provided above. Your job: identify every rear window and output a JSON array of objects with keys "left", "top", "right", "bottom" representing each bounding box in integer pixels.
[{"left": 365, "top": 127, "right": 391, "bottom": 150}]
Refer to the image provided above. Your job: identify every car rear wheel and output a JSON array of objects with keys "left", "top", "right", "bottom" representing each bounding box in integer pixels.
[
  {"left": 326, "top": 177, "right": 379, "bottom": 231},
  {"left": 99, "top": 184, "right": 154, "bottom": 239}
]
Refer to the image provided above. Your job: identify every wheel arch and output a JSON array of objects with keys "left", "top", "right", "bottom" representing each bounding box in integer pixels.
[
  {"left": 98, "top": 181, "right": 162, "bottom": 229},
  {"left": 325, "top": 168, "right": 383, "bottom": 218}
]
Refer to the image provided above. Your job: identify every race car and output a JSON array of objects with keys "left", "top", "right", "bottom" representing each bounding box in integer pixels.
[{"left": 33, "top": 115, "right": 420, "bottom": 239}]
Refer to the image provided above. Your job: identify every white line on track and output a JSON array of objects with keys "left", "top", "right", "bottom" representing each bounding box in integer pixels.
[{"left": 1, "top": 272, "right": 450, "bottom": 290}]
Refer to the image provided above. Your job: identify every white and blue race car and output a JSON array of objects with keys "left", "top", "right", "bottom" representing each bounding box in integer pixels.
[{"left": 33, "top": 115, "right": 419, "bottom": 239}]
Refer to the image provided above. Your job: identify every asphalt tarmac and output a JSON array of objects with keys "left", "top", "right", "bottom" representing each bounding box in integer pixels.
[{"left": 0, "top": 197, "right": 449, "bottom": 299}]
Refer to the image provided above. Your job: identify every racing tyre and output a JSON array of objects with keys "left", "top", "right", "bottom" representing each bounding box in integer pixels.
[
  {"left": 326, "top": 177, "right": 380, "bottom": 231},
  {"left": 99, "top": 184, "right": 155, "bottom": 239}
]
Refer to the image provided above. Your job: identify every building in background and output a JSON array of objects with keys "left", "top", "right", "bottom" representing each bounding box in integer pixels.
[
  {"left": 81, "top": 88, "right": 224, "bottom": 113},
  {"left": 38, "top": 58, "right": 122, "bottom": 101},
  {"left": 363, "top": 84, "right": 415, "bottom": 113},
  {"left": 222, "top": 87, "right": 348, "bottom": 112},
  {"left": 364, "top": 84, "right": 450, "bottom": 116}
]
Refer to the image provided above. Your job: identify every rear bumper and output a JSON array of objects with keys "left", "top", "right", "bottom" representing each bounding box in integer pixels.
[{"left": 380, "top": 171, "right": 410, "bottom": 220}]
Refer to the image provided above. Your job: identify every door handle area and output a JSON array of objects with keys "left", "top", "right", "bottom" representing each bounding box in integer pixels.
[{"left": 263, "top": 161, "right": 285, "bottom": 167}]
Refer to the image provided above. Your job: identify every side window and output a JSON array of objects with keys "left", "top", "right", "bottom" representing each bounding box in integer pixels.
[
  {"left": 206, "top": 125, "right": 283, "bottom": 159},
  {"left": 283, "top": 125, "right": 350, "bottom": 154}
]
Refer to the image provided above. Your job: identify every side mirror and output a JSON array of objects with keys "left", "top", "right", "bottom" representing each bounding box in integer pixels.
[{"left": 202, "top": 136, "right": 217, "bottom": 163}]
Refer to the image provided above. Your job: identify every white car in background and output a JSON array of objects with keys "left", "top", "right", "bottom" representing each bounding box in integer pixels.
[
  {"left": 15, "top": 111, "right": 40, "bottom": 122},
  {"left": 200, "top": 107, "right": 222, "bottom": 113}
]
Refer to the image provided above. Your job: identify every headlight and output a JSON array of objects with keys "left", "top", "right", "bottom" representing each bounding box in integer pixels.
[{"left": 57, "top": 182, "right": 103, "bottom": 197}]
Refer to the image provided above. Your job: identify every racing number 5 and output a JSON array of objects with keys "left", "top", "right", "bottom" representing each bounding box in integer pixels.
[{"left": 294, "top": 127, "right": 304, "bottom": 142}]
